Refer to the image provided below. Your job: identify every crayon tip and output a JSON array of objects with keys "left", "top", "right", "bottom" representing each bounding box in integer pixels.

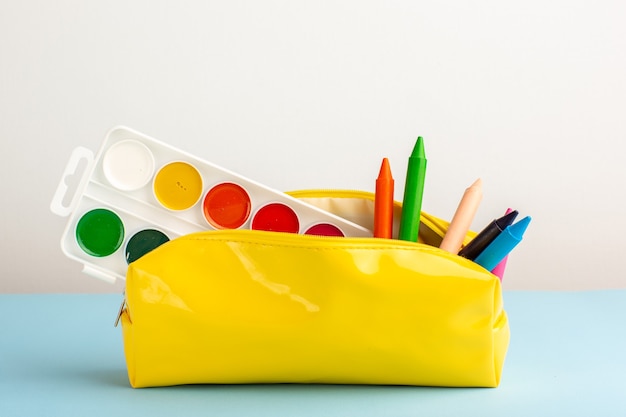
[
  {"left": 495, "top": 210, "right": 519, "bottom": 230},
  {"left": 377, "top": 157, "right": 393, "bottom": 180},
  {"left": 469, "top": 178, "right": 482, "bottom": 189},
  {"left": 411, "top": 136, "right": 425, "bottom": 159},
  {"left": 508, "top": 216, "right": 531, "bottom": 239}
]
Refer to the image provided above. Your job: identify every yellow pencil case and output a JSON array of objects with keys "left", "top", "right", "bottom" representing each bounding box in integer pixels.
[{"left": 119, "top": 190, "right": 510, "bottom": 388}]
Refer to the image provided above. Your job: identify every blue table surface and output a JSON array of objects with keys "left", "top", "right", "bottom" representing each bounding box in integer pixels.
[{"left": 1, "top": 290, "right": 625, "bottom": 417}]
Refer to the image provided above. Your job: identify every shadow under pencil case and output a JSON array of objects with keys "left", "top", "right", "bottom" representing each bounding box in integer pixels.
[{"left": 118, "top": 190, "right": 510, "bottom": 388}]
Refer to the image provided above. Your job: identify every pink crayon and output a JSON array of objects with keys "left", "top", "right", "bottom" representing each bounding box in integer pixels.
[{"left": 490, "top": 208, "right": 514, "bottom": 281}]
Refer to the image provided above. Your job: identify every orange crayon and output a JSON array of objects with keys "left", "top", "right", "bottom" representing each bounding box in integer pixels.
[
  {"left": 440, "top": 178, "right": 483, "bottom": 254},
  {"left": 374, "top": 158, "right": 394, "bottom": 238}
]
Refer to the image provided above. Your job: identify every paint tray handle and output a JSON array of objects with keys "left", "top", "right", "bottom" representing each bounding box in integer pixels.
[{"left": 50, "top": 146, "right": 94, "bottom": 217}]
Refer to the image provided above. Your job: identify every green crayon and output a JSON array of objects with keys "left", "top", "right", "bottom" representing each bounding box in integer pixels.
[{"left": 398, "top": 137, "right": 427, "bottom": 242}]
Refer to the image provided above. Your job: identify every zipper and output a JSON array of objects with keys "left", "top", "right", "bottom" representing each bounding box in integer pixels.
[
  {"left": 114, "top": 294, "right": 128, "bottom": 327},
  {"left": 176, "top": 229, "right": 445, "bottom": 253},
  {"left": 287, "top": 189, "right": 378, "bottom": 200}
]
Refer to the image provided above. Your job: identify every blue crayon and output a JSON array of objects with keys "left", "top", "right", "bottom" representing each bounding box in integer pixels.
[{"left": 473, "top": 216, "right": 531, "bottom": 271}]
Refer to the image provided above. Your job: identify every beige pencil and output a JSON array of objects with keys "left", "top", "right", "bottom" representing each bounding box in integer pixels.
[{"left": 440, "top": 178, "right": 483, "bottom": 254}]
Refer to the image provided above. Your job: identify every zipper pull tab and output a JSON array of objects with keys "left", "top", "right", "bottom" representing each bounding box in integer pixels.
[{"left": 114, "top": 297, "right": 127, "bottom": 327}]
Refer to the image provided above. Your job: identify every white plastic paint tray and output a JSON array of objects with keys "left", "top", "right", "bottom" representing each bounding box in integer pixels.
[{"left": 51, "top": 126, "right": 372, "bottom": 283}]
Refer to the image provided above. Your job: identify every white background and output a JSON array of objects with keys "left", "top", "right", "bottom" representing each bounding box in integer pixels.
[{"left": 1, "top": 1, "right": 625, "bottom": 293}]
